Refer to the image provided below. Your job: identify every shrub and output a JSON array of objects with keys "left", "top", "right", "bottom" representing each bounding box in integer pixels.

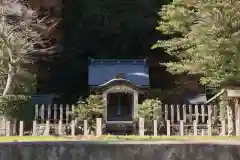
[
  {"left": 0, "top": 95, "right": 33, "bottom": 129},
  {"left": 73, "top": 95, "right": 105, "bottom": 134},
  {"left": 134, "top": 98, "right": 163, "bottom": 134}
]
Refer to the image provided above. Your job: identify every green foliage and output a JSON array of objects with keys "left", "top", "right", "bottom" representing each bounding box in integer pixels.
[
  {"left": 0, "top": 95, "right": 34, "bottom": 128},
  {"left": 73, "top": 95, "right": 105, "bottom": 132},
  {"left": 154, "top": 0, "right": 240, "bottom": 87},
  {"left": 134, "top": 98, "right": 163, "bottom": 131}
]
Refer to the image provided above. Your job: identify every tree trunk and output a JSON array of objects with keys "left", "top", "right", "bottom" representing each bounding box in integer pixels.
[{"left": 2, "top": 64, "right": 13, "bottom": 96}]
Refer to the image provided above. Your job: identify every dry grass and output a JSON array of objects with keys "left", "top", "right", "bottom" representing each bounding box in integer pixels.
[
  {"left": 0, "top": 135, "right": 239, "bottom": 142},
  {"left": 0, "top": 136, "right": 70, "bottom": 142}
]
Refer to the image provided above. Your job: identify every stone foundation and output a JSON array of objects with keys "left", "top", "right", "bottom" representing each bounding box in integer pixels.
[{"left": 0, "top": 141, "right": 240, "bottom": 160}]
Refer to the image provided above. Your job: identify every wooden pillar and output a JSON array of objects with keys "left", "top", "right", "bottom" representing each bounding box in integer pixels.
[
  {"left": 35, "top": 105, "right": 38, "bottom": 122},
  {"left": 60, "top": 104, "right": 63, "bottom": 123},
  {"left": 41, "top": 105, "right": 45, "bottom": 124},
  {"left": 66, "top": 105, "right": 70, "bottom": 124},
  {"left": 47, "top": 104, "right": 51, "bottom": 122},
  {"left": 54, "top": 104, "right": 57, "bottom": 124}
]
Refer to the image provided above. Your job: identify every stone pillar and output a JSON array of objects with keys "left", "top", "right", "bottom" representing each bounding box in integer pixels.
[
  {"left": 133, "top": 91, "right": 138, "bottom": 116},
  {"left": 96, "top": 118, "right": 102, "bottom": 136},
  {"left": 235, "top": 99, "right": 240, "bottom": 136},
  {"left": 19, "top": 121, "right": 24, "bottom": 136},
  {"left": 103, "top": 92, "right": 107, "bottom": 122}
]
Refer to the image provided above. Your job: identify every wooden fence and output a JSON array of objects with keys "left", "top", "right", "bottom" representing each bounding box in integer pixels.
[
  {"left": 0, "top": 103, "right": 232, "bottom": 136},
  {"left": 0, "top": 118, "right": 230, "bottom": 136},
  {"left": 34, "top": 104, "right": 221, "bottom": 125},
  {"left": 35, "top": 104, "right": 74, "bottom": 124}
]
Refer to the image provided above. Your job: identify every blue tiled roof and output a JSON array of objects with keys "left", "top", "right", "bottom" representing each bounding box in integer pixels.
[
  {"left": 88, "top": 59, "right": 149, "bottom": 86},
  {"left": 31, "top": 94, "right": 56, "bottom": 105}
]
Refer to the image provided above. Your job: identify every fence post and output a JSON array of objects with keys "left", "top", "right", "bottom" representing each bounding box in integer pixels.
[
  {"left": 19, "top": 121, "right": 24, "bottom": 136},
  {"left": 207, "top": 119, "right": 212, "bottom": 136},
  {"left": 71, "top": 120, "right": 75, "bottom": 136},
  {"left": 235, "top": 101, "right": 240, "bottom": 136},
  {"left": 96, "top": 118, "right": 102, "bottom": 136},
  {"left": 201, "top": 129, "right": 205, "bottom": 136},
  {"left": 195, "top": 105, "right": 199, "bottom": 123},
  {"left": 164, "top": 105, "right": 168, "bottom": 121},
  {"left": 35, "top": 105, "right": 39, "bottom": 122},
  {"left": 227, "top": 105, "right": 233, "bottom": 135},
  {"left": 41, "top": 105, "right": 45, "bottom": 124},
  {"left": 189, "top": 105, "right": 193, "bottom": 123},
  {"left": 47, "top": 104, "right": 51, "bottom": 122},
  {"left": 170, "top": 105, "right": 174, "bottom": 123},
  {"left": 201, "top": 105, "right": 205, "bottom": 123},
  {"left": 66, "top": 105, "right": 70, "bottom": 124},
  {"left": 71, "top": 105, "right": 75, "bottom": 121},
  {"left": 44, "top": 120, "right": 50, "bottom": 136},
  {"left": 177, "top": 105, "right": 180, "bottom": 122},
  {"left": 180, "top": 120, "right": 184, "bottom": 136},
  {"left": 167, "top": 120, "right": 170, "bottom": 136},
  {"left": 153, "top": 120, "right": 157, "bottom": 136},
  {"left": 221, "top": 120, "right": 226, "bottom": 136},
  {"left": 32, "top": 121, "right": 37, "bottom": 136},
  {"left": 84, "top": 120, "right": 88, "bottom": 136},
  {"left": 207, "top": 105, "right": 212, "bottom": 123},
  {"left": 54, "top": 104, "right": 57, "bottom": 124},
  {"left": 139, "top": 118, "right": 144, "bottom": 136},
  {"left": 58, "top": 120, "right": 62, "bottom": 135},
  {"left": 236, "top": 119, "right": 240, "bottom": 136},
  {"left": 60, "top": 104, "right": 63, "bottom": 123},
  {"left": 193, "top": 120, "right": 197, "bottom": 136},
  {"left": 6, "top": 121, "right": 11, "bottom": 136},
  {"left": 183, "top": 105, "right": 186, "bottom": 123},
  {"left": 12, "top": 119, "right": 17, "bottom": 135}
]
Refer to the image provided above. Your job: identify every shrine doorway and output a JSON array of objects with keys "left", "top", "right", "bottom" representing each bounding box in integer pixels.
[{"left": 107, "top": 92, "right": 133, "bottom": 121}]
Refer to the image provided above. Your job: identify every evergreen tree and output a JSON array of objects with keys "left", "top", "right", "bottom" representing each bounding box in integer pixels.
[{"left": 153, "top": 0, "right": 240, "bottom": 88}]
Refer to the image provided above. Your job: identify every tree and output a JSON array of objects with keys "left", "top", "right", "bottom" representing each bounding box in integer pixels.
[
  {"left": 73, "top": 95, "right": 105, "bottom": 134},
  {"left": 134, "top": 98, "right": 163, "bottom": 134},
  {"left": 153, "top": 0, "right": 240, "bottom": 135},
  {"left": 153, "top": 0, "right": 240, "bottom": 88},
  {"left": 0, "top": 1, "right": 45, "bottom": 95}
]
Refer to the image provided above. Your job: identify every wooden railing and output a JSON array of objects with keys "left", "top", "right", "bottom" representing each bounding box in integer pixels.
[{"left": 34, "top": 104, "right": 221, "bottom": 125}]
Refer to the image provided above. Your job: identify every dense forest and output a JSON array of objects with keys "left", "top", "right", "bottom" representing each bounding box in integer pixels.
[
  {"left": 1, "top": 0, "right": 239, "bottom": 104},
  {"left": 37, "top": 0, "right": 173, "bottom": 103}
]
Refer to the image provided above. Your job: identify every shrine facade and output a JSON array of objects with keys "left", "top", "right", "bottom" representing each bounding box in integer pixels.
[{"left": 88, "top": 59, "right": 149, "bottom": 124}]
